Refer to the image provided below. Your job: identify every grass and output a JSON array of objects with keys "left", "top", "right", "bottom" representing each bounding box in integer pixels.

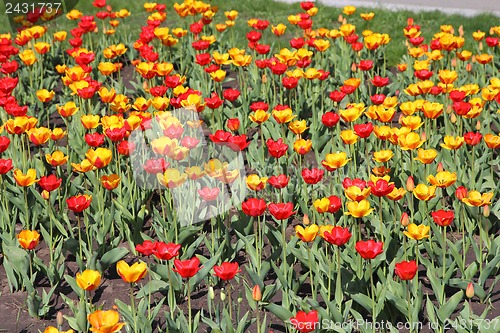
[{"left": 0, "top": 0, "right": 497, "bottom": 66}]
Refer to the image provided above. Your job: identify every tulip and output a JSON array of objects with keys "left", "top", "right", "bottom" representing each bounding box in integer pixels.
[
  {"left": 372, "top": 150, "right": 394, "bottom": 163},
  {"left": 252, "top": 285, "right": 262, "bottom": 301},
  {"left": 355, "top": 240, "right": 384, "bottom": 260},
  {"left": 36, "top": 89, "right": 55, "bottom": 103},
  {"left": 290, "top": 310, "right": 319, "bottom": 333},
  {"left": 17, "top": 230, "right": 40, "bottom": 250},
  {"left": 173, "top": 257, "right": 201, "bottom": 279},
  {"left": 323, "top": 227, "right": 352, "bottom": 246},
  {"left": 368, "top": 179, "right": 395, "bottom": 197},
  {"left": 266, "top": 138, "right": 288, "bottom": 159},
  {"left": 153, "top": 242, "right": 181, "bottom": 261},
  {"left": 116, "top": 260, "right": 148, "bottom": 283},
  {"left": 86, "top": 148, "right": 112, "bottom": 169},
  {"left": 268, "top": 174, "right": 289, "bottom": 189},
  {"left": 246, "top": 174, "right": 268, "bottom": 191},
  {"left": 313, "top": 198, "right": 330, "bottom": 213},
  {"left": 135, "top": 240, "right": 156, "bottom": 256},
  {"left": 413, "top": 184, "right": 436, "bottom": 201},
  {"left": 344, "top": 185, "right": 371, "bottom": 201},
  {"left": 484, "top": 133, "right": 500, "bottom": 149},
  {"left": 466, "top": 282, "right": 474, "bottom": 299},
  {"left": 76, "top": 269, "right": 101, "bottom": 292},
  {"left": 427, "top": 171, "right": 457, "bottom": 188},
  {"left": 440, "top": 135, "right": 464, "bottom": 150},
  {"left": 249, "top": 110, "right": 270, "bottom": 124},
  {"left": 404, "top": 223, "right": 430, "bottom": 240},
  {"left": 43, "top": 327, "right": 73, "bottom": 333},
  {"left": 414, "top": 148, "right": 437, "bottom": 164},
  {"left": 66, "top": 194, "right": 92, "bottom": 213},
  {"left": 241, "top": 198, "right": 267, "bottom": 217},
  {"left": 87, "top": 309, "right": 125, "bottom": 333},
  {"left": 13, "top": 169, "right": 38, "bottom": 187},
  {"left": 295, "top": 224, "right": 319, "bottom": 242},
  {"left": 461, "top": 190, "right": 494, "bottom": 207},
  {"left": 322, "top": 152, "right": 350, "bottom": 171},
  {"left": 0, "top": 136, "right": 11, "bottom": 153},
  {"left": 268, "top": 202, "right": 295, "bottom": 220},
  {"left": 38, "top": 174, "right": 62, "bottom": 192},
  {"left": 293, "top": 139, "right": 312, "bottom": 155},
  {"left": 301, "top": 168, "right": 324, "bottom": 184},
  {"left": 394, "top": 260, "right": 418, "bottom": 280},
  {"left": 0, "top": 158, "right": 13, "bottom": 174},
  {"left": 213, "top": 262, "right": 241, "bottom": 281},
  {"left": 345, "top": 200, "right": 374, "bottom": 218},
  {"left": 157, "top": 169, "right": 188, "bottom": 188}
]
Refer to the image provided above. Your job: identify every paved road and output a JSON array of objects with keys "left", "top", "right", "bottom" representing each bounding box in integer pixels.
[{"left": 277, "top": 0, "right": 500, "bottom": 17}]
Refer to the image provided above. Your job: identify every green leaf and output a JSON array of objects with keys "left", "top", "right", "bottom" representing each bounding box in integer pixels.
[
  {"left": 264, "top": 303, "right": 293, "bottom": 322},
  {"left": 97, "top": 247, "right": 129, "bottom": 272},
  {"left": 437, "top": 290, "right": 463, "bottom": 322}
]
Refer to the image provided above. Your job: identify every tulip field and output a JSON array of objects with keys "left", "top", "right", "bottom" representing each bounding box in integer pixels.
[{"left": 0, "top": 0, "right": 500, "bottom": 332}]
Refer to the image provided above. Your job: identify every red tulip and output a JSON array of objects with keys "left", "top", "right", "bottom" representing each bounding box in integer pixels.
[
  {"left": 0, "top": 136, "right": 10, "bottom": 153},
  {"left": 38, "top": 174, "right": 62, "bottom": 192},
  {"left": 431, "top": 209, "right": 454, "bottom": 227},
  {"left": 143, "top": 158, "right": 169, "bottom": 174},
  {"left": 354, "top": 122, "right": 374, "bottom": 138},
  {"left": 154, "top": 242, "right": 181, "bottom": 261},
  {"left": 394, "top": 260, "right": 418, "bottom": 280},
  {"left": 223, "top": 88, "right": 240, "bottom": 102},
  {"left": 455, "top": 186, "right": 468, "bottom": 200},
  {"left": 0, "top": 158, "right": 13, "bottom": 174},
  {"left": 355, "top": 240, "right": 384, "bottom": 259},
  {"left": 321, "top": 112, "right": 340, "bottom": 127},
  {"left": 452, "top": 101, "right": 472, "bottom": 116},
  {"left": 449, "top": 90, "right": 466, "bottom": 102},
  {"left": 268, "top": 202, "right": 295, "bottom": 220},
  {"left": 290, "top": 310, "right": 319, "bottom": 333},
  {"left": 66, "top": 194, "right": 92, "bottom": 213},
  {"left": 464, "top": 132, "right": 482, "bottom": 146},
  {"left": 241, "top": 198, "right": 267, "bottom": 217},
  {"left": 282, "top": 76, "right": 298, "bottom": 90},
  {"left": 205, "top": 93, "right": 223, "bottom": 109},
  {"left": 290, "top": 37, "right": 305, "bottom": 49},
  {"left": 301, "top": 168, "right": 324, "bottom": 184},
  {"left": 323, "top": 227, "right": 351, "bottom": 246},
  {"left": 266, "top": 138, "right": 288, "bottom": 159},
  {"left": 357, "top": 59, "right": 373, "bottom": 71},
  {"left": 135, "top": 240, "right": 156, "bottom": 256},
  {"left": 327, "top": 195, "right": 342, "bottom": 213},
  {"left": 85, "top": 133, "right": 105, "bottom": 147},
  {"left": 227, "top": 134, "right": 250, "bottom": 151},
  {"left": 209, "top": 130, "right": 231, "bottom": 143},
  {"left": 226, "top": 118, "right": 240, "bottom": 131},
  {"left": 117, "top": 140, "right": 134, "bottom": 156},
  {"left": 414, "top": 69, "right": 433, "bottom": 80},
  {"left": 371, "top": 76, "right": 390, "bottom": 87},
  {"left": 342, "top": 177, "right": 366, "bottom": 189},
  {"left": 173, "top": 257, "right": 201, "bottom": 279},
  {"left": 370, "top": 94, "right": 386, "bottom": 105},
  {"left": 195, "top": 53, "right": 211, "bottom": 66},
  {"left": 268, "top": 174, "right": 289, "bottom": 189},
  {"left": 328, "top": 91, "right": 346, "bottom": 103},
  {"left": 368, "top": 179, "right": 395, "bottom": 197},
  {"left": 213, "top": 261, "right": 241, "bottom": 281}
]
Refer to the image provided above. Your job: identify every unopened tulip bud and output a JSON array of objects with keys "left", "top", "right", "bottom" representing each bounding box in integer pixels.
[
  {"left": 450, "top": 113, "right": 457, "bottom": 123},
  {"left": 398, "top": 113, "right": 404, "bottom": 124},
  {"left": 303, "top": 214, "right": 310, "bottom": 226},
  {"left": 479, "top": 42, "right": 483, "bottom": 51},
  {"left": 42, "top": 190, "right": 50, "bottom": 200},
  {"left": 466, "top": 282, "right": 474, "bottom": 299},
  {"left": 406, "top": 176, "right": 415, "bottom": 192},
  {"left": 237, "top": 297, "right": 243, "bottom": 303},
  {"left": 437, "top": 162, "right": 444, "bottom": 172},
  {"left": 252, "top": 285, "right": 262, "bottom": 302},
  {"left": 466, "top": 63, "right": 472, "bottom": 72},
  {"left": 351, "top": 63, "right": 357, "bottom": 72},
  {"left": 446, "top": 104, "right": 453, "bottom": 114},
  {"left": 421, "top": 132, "right": 427, "bottom": 141},
  {"left": 337, "top": 14, "right": 343, "bottom": 23},
  {"left": 455, "top": 186, "right": 468, "bottom": 200},
  {"left": 56, "top": 311, "right": 64, "bottom": 327},
  {"left": 483, "top": 205, "right": 490, "bottom": 217},
  {"left": 401, "top": 212, "right": 410, "bottom": 227},
  {"left": 220, "top": 288, "right": 226, "bottom": 301},
  {"left": 476, "top": 120, "right": 481, "bottom": 131},
  {"left": 208, "top": 286, "right": 215, "bottom": 300},
  {"left": 262, "top": 74, "right": 267, "bottom": 84},
  {"left": 451, "top": 58, "right": 457, "bottom": 67}
]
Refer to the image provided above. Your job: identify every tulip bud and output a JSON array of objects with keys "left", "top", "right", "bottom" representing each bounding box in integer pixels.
[
  {"left": 451, "top": 58, "right": 457, "bottom": 67},
  {"left": 262, "top": 74, "right": 267, "bottom": 84},
  {"left": 483, "top": 205, "right": 490, "bottom": 217},
  {"left": 446, "top": 104, "right": 453, "bottom": 114},
  {"left": 237, "top": 297, "right": 243, "bottom": 303},
  {"left": 466, "top": 63, "right": 472, "bottom": 72},
  {"left": 220, "top": 288, "right": 226, "bottom": 301},
  {"left": 252, "top": 285, "right": 262, "bottom": 302},
  {"left": 455, "top": 186, "right": 468, "bottom": 200},
  {"left": 208, "top": 286, "right": 215, "bottom": 300},
  {"left": 476, "top": 120, "right": 481, "bottom": 131},
  {"left": 458, "top": 25, "right": 464, "bottom": 37},
  {"left": 400, "top": 212, "right": 410, "bottom": 227},
  {"left": 337, "top": 14, "right": 343, "bottom": 23},
  {"left": 450, "top": 113, "right": 457, "bottom": 123},
  {"left": 437, "top": 162, "right": 444, "bottom": 172},
  {"left": 303, "top": 214, "right": 310, "bottom": 226},
  {"left": 479, "top": 42, "right": 483, "bottom": 51},
  {"left": 42, "top": 190, "right": 50, "bottom": 200},
  {"left": 56, "top": 311, "right": 64, "bottom": 327},
  {"left": 466, "top": 282, "right": 474, "bottom": 299},
  {"left": 351, "top": 63, "right": 357, "bottom": 72},
  {"left": 406, "top": 176, "right": 415, "bottom": 192},
  {"left": 421, "top": 132, "right": 427, "bottom": 141}
]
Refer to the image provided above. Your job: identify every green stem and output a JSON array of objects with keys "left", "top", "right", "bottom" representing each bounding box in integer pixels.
[
  {"left": 187, "top": 279, "right": 192, "bottom": 333},
  {"left": 130, "top": 284, "right": 137, "bottom": 333},
  {"left": 307, "top": 245, "right": 315, "bottom": 300},
  {"left": 167, "top": 261, "right": 175, "bottom": 319},
  {"left": 369, "top": 261, "right": 376, "bottom": 333},
  {"left": 442, "top": 227, "right": 447, "bottom": 304}
]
